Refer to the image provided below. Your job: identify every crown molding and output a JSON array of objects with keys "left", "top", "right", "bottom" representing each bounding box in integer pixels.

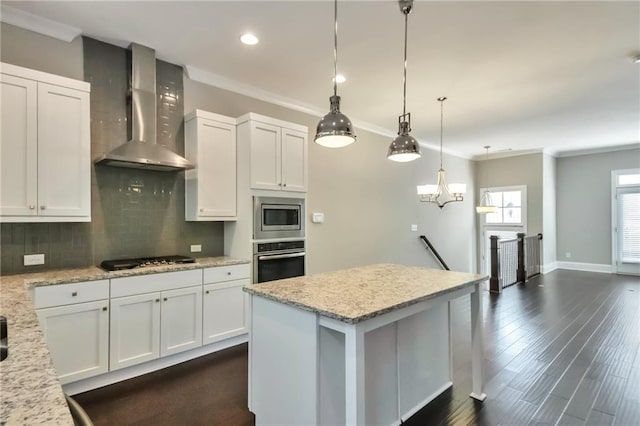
[
  {"left": 552, "top": 143, "right": 640, "bottom": 158},
  {"left": 0, "top": 5, "right": 81, "bottom": 42},
  {"left": 184, "top": 65, "right": 469, "bottom": 159}
]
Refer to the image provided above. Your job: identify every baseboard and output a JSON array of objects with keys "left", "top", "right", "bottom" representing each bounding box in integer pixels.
[
  {"left": 63, "top": 334, "right": 248, "bottom": 395},
  {"left": 556, "top": 261, "right": 612, "bottom": 274},
  {"left": 541, "top": 262, "right": 558, "bottom": 274},
  {"left": 399, "top": 381, "right": 453, "bottom": 424}
]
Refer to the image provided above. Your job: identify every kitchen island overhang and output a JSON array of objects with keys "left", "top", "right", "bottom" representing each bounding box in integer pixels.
[{"left": 244, "top": 263, "right": 488, "bottom": 426}]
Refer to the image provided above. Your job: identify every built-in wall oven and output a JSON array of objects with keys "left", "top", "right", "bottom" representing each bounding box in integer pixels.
[
  {"left": 253, "top": 240, "right": 305, "bottom": 283},
  {"left": 253, "top": 196, "right": 305, "bottom": 240}
]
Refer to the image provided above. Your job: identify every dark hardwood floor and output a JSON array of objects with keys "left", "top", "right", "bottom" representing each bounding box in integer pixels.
[{"left": 74, "top": 270, "right": 640, "bottom": 425}]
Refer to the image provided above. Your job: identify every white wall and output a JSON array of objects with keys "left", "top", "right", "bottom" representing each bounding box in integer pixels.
[
  {"left": 556, "top": 148, "right": 640, "bottom": 266},
  {"left": 184, "top": 78, "right": 478, "bottom": 274}
]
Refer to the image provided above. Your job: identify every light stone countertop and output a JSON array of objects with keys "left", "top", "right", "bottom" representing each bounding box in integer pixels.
[
  {"left": 244, "top": 263, "right": 487, "bottom": 324},
  {"left": 0, "top": 256, "right": 249, "bottom": 425}
]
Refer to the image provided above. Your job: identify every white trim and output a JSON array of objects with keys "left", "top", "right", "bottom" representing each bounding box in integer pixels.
[
  {"left": 541, "top": 262, "right": 558, "bottom": 274},
  {"left": 556, "top": 261, "right": 612, "bottom": 274},
  {"left": 236, "top": 112, "right": 307, "bottom": 133},
  {"left": 184, "top": 65, "right": 469, "bottom": 159},
  {"left": 63, "top": 334, "right": 248, "bottom": 395},
  {"left": 553, "top": 143, "right": 640, "bottom": 158},
  {"left": 399, "top": 381, "right": 453, "bottom": 423},
  {"left": 0, "top": 62, "right": 90, "bottom": 92},
  {"left": 0, "top": 5, "right": 81, "bottom": 43}
]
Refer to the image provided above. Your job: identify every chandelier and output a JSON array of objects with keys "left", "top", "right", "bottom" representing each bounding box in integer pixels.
[{"left": 416, "top": 97, "right": 466, "bottom": 208}]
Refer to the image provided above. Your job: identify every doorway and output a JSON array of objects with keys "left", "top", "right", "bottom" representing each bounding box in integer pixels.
[{"left": 612, "top": 169, "right": 640, "bottom": 275}]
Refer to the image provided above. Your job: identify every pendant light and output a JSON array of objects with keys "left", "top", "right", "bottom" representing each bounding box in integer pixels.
[
  {"left": 315, "top": 0, "right": 356, "bottom": 148},
  {"left": 416, "top": 97, "right": 466, "bottom": 208},
  {"left": 387, "top": 0, "right": 421, "bottom": 162},
  {"left": 476, "top": 145, "right": 498, "bottom": 214}
]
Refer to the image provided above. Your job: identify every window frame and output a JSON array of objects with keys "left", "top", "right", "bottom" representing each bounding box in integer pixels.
[{"left": 479, "top": 185, "right": 527, "bottom": 228}]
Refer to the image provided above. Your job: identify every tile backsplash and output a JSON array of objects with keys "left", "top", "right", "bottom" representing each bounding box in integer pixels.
[{"left": 0, "top": 37, "right": 224, "bottom": 275}]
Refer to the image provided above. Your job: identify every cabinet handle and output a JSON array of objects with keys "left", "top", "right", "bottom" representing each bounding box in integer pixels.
[
  {"left": 40, "top": 205, "right": 46, "bottom": 210},
  {"left": 29, "top": 205, "right": 35, "bottom": 210},
  {"left": 227, "top": 272, "right": 231, "bottom": 276},
  {"left": 155, "top": 298, "right": 160, "bottom": 303},
  {"left": 164, "top": 297, "right": 168, "bottom": 302},
  {"left": 283, "top": 183, "right": 287, "bottom": 187},
  {"left": 205, "top": 290, "right": 210, "bottom": 294},
  {"left": 71, "top": 291, "right": 78, "bottom": 297},
  {"left": 102, "top": 306, "right": 108, "bottom": 311},
  {"left": 200, "top": 208, "right": 204, "bottom": 212}
]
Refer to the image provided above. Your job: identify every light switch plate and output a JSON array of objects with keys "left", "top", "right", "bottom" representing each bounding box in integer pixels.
[
  {"left": 312, "top": 213, "right": 325, "bottom": 223},
  {"left": 24, "top": 254, "right": 45, "bottom": 266},
  {"left": 411, "top": 224, "right": 418, "bottom": 232},
  {"left": 190, "top": 245, "right": 202, "bottom": 253}
]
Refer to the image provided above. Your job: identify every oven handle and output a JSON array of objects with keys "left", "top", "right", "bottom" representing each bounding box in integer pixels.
[{"left": 258, "top": 252, "right": 306, "bottom": 261}]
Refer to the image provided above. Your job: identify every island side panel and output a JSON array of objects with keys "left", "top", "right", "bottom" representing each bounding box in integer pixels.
[
  {"left": 470, "top": 282, "right": 486, "bottom": 401},
  {"left": 249, "top": 296, "right": 318, "bottom": 425},
  {"left": 397, "top": 303, "right": 452, "bottom": 420}
]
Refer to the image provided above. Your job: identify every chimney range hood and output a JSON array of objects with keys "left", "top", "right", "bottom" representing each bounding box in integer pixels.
[{"left": 94, "top": 43, "right": 194, "bottom": 171}]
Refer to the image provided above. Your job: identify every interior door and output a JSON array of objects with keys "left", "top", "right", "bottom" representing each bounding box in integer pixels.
[{"left": 615, "top": 186, "right": 640, "bottom": 275}]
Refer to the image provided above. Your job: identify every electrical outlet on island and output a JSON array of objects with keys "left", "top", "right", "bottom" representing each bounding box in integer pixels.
[{"left": 190, "top": 245, "right": 202, "bottom": 253}]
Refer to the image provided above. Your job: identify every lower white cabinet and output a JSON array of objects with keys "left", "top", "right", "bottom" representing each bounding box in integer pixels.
[
  {"left": 161, "top": 286, "right": 203, "bottom": 356},
  {"left": 36, "top": 299, "right": 109, "bottom": 384},
  {"left": 109, "top": 292, "right": 161, "bottom": 371},
  {"left": 203, "top": 278, "right": 249, "bottom": 345},
  {"left": 110, "top": 285, "right": 203, "bottom": 371}
]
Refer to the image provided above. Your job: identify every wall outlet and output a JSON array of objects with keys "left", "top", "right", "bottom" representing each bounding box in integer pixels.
[
  {"left": 24, "top": 254, "right": 45, "bottom": 266},
  {"left": 312, "top": 213, "right": 325, "bottom": 223},
  {"left": 411, "top": 224, "right": 418, "bottom": 232},
  {"left": 190, "top": 245, "right": 202, "bottom": 253},
  {"left": 565, "top": 252, "right": 571, "bottom": 259}
]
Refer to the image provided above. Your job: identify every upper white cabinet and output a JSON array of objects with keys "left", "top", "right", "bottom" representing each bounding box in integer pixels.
[
  {"left": 185, "top": 110, "right": 237, "bottom": 221},
  {"left": 0, "top": 63, "right": 91, "bottom": 222},
  {"left": 238, "top": 113, "right": 308, "bottom": 192}
]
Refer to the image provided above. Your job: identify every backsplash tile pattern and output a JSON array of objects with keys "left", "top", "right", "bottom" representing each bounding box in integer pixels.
[{"left": 0, "top": 37, "right": 223, "bottom": 275}]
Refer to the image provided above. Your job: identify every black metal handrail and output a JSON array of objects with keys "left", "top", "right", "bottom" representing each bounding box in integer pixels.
[{"left": 419, "top": 235, "right": 450, "bottom": 271}]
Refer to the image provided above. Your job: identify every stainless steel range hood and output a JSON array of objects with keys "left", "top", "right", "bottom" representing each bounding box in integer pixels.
[{"left": 94, "top": 43, "right": 194, "bottom": 171}]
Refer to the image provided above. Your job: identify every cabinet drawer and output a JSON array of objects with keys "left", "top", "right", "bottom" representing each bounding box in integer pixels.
[
  {"left": 203, "top": 264, "right": 250, "bottom": 284},
  {"left": 34, "top": 280, "right": 109, "bottom": 309},
  {"left": 111, "top": 269, "right": 202, "bottom": 298}
]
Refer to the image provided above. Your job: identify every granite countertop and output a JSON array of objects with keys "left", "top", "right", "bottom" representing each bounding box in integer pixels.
[
  {"left": 0, "top": 256, "right": 248, "bottom": 425},
  {"left": 244, "top": 263, "right": 487, "bottom": 324}
]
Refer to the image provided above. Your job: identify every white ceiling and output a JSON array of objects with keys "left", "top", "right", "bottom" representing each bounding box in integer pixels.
[{"left": 4, "top": 1, "right": 640, "bottom": 159}]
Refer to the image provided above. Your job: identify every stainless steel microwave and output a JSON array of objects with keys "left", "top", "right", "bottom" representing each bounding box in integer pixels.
[{"left": 253, "top": 196, "right": 305, "bottom": 240}]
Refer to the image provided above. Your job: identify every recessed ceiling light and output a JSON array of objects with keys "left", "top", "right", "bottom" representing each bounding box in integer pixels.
[
  {"left": 333, "top": 74, "right": 346, "bottom": 84},
  {"left": 240, "top": 33, "right": 259, "bottom": 45},
  {"left": 633, "top": 54, "right": 640, "bottom": 64}
]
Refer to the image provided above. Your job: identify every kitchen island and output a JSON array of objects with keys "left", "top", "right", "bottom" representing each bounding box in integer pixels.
[{"left": 245, "top": 263, "right": 487, "bottom": 426}]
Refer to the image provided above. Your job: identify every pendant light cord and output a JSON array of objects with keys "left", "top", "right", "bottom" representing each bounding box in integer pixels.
[
  {"left": 402, "top": 12, "right": 408, "bottom": 116},
  {"left": 333, "top": 0, "right": 338, "bottom": 97},
  {"left": 439, "top": 99, "right": 444, "bottom": 169}
]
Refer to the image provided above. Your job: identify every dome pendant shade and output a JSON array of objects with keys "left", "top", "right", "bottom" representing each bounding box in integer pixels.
[
  {"left": 388, "top": 117, "right": 421, "bottom": 162},
  {"left": 315, "top": 95, "right": 356, "bottom": 148}
]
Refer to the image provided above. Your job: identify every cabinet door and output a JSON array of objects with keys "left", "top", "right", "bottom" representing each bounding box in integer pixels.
[
  {"left": 36, "top": 300, "right": 109, "bottom": 384},
  {"left": 197, "top": 119, "right": 236, "bottom": 218},
  {"left": 37, "top": 82, "right": 90, "bottom": 218},
  {"left": 110, "top": 293, "right": 161, "bottom": 371},
  {"left": 281, "top": 128, "right": 307, "bottom": 192},
  {"left": 160, "top": 286, "right": 203, "bottom": 357},
  {"left": 203, "top": 278, "right": 249, "bottom": 345},
  {"left": 0, "top": 74, "right": 38, "bottom": 216},
  {"left": 250, "top": 122, "right": 281, "bottom": 190}
]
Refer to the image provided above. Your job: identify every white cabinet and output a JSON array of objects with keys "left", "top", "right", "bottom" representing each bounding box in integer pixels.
[
  {"left": 110, "top": 292, "right": 161, "bottom": 371},
  {"left": 238, "top": 113, "right": 308, "bottom": 192},
  {"left": 0, "top": 63, "right": 91, "bottom": 222},
  {"left": 109, "top": 270, "right": 203, "bottom": 371},
  {"left": 160, "top": 286, "right": 203, "bottom": 356},
  {"left": 203, "top": 264, "right": 250, "bottom": 345},
  {"left": 35, "top": 281, "right": 109, "bottom": 384},
  {"left": 185, "top": 110, "right": 237, "bottom": 221}
]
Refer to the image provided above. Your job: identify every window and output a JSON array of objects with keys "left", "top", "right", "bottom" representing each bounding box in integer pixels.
[
  {"left": 618, "top": 173, "right": 640, "bottom": 186},
  {"left": 482, "top": 186, "right": 526, "bottom": 226}
]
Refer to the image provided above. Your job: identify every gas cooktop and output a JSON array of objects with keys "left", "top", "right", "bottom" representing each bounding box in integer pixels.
[{"left": 100, "top": 255, "right": 196, "bottom": 271}]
